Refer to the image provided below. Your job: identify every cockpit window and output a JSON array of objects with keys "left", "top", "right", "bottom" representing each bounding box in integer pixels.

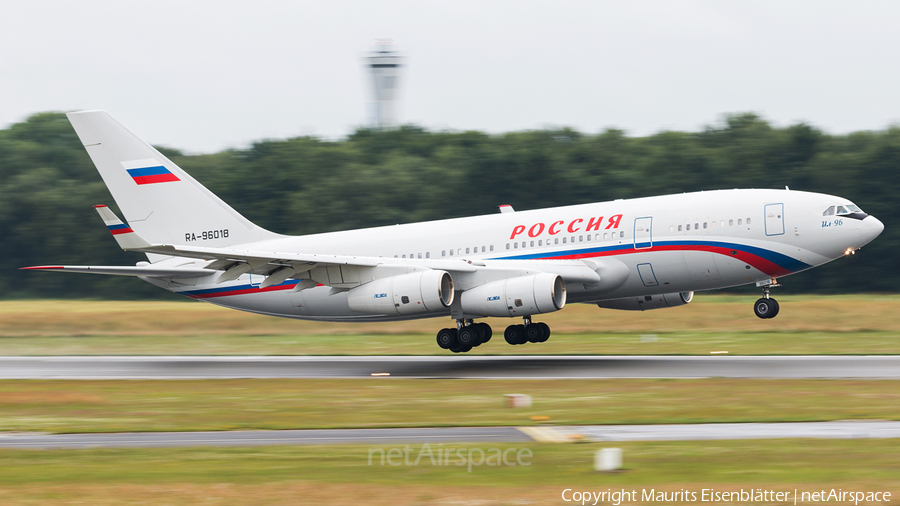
[
  {"left": 836, "top": 205, "right": 848, "bottom": 215},
  {"left": 823, "top": 206, "right": 835, "bottom": 216},
  {"left": 846, "top": 204, "right": 863, "bottom": 213}
]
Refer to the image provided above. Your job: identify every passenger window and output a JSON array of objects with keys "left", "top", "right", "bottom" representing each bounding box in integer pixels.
[
  {"left": 703, "top": 222, "right": 707, "bottom": 229},
  {"left": 670, "top": 226, "right": 674, "bottom": 232},
  {"left": 490, "top": 245, "right": 494, "bottom": 251},
  {"left": 695, "top": 223, "right": 699, "bottom": 230},
  {"left": 711, "top": 221, "right": 716, "bottom": 228},
  {"left": 619, "top": 231, "right": 625, "bottom": 238},
  {"left": 603, "top": 233, "right": 608, "bottom": 239},
  {"left": 729, "top": 219, "right": 734, "bottom": 226},
  {"left": 746, "top": 218, "right": 751, "bottom": 225},
  {"left": 579, "top": 235, "right": 583, "bottom": 242},
  {"left": 563, "top": 237, "right": 567, "bottom": 243},
  {"left": 720, "top": 220, "right": 725, "bottom": 227},
  {"left": 521, "top": 241, "right": 526, "bottom": 248},
  {"left": 686, "top": 224, "right": 690, "bottom": 231},
  {"left": 738, "top": 219, "right": 742, "bottom": 225},
  {"left": 678, "top": 225, "right": 682, "bottom": 232},
  {"left": 514, "top": 243, "right": 518, "bottom": 249},
  {"left": 426, "top": 252, "right": 430, "bottom": 258},
  {"left": 538, "top": 240, "right": 543, "bottom": 246},
  {"left": 402, "top": 254, "right": 407, "bottom": 258},
  {"left": 555, "top": 238, "right": 559, "bottom": 244},
  {"left": 481, "top": 246, "right": 486, "bottom": 252},
  {"left": 457, "top": 249, "right": 462, "bottom": 255},
  {"left": 466, "top": 248, "right": 470, "bottom": 254},
  {"left": 394, "top": 255, "right": 398, "bottom": 258},
  {"left": 441, "top": 250, "right": 446, "bottom": 257},
  {"left": 418, "top": 253, "right": 422, "bottom": 259},
  {"left": 505, "top": 244, "right": 509, "bottom": 250}
]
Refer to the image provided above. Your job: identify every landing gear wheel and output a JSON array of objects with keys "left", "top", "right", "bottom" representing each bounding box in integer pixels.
[
  {"left": 769, "top": 298, "right": 780, "bottom": 318},
  {"left": 504, "top": 324, "right": 526, "bottom": 345},
  {"left": 478, "top": 323, "right": 492, "bottom": 343},
  {"left": 458, "top": 327, "right": 479, "bottom": 347},
  {"left": 436, "top": 328, "right": 458, "bottom": 349},
  {"left": 537, "top": 322, "right": 551, "bottom": 342},
  {"left": 470, "top": 325, "right": 485, "bottom": 347},
  {"left": 526, "top": 324, "right": 544, "bottom": 343},
  {"left": 450, "top": 343, "right": 472, "bottom": 353},
  {"left": 754, "top": 298, "right": 779, "bottom": 319}
]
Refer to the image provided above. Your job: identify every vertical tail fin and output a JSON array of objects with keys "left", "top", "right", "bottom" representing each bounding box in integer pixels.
[{"left": 66, "top": 110, "right": 280, "bottom": 247}]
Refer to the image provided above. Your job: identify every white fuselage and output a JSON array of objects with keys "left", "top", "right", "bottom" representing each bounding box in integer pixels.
[{"left": 148, "top": 189, "right": 883, "bottom": 322}]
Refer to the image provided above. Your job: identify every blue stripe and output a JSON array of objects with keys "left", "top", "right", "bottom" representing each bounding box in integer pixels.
[
  {"left": 494, "top": 240, "right": 811, "bottom": 273},
  {"left": 127, "top": 166, "right": 171, "bottom": 177},
  {"left": 106, "top": 223, "right": 129, "bottom": 231},
  {"left": 179, "top": 279, "right": 299, "bottom": 297}
]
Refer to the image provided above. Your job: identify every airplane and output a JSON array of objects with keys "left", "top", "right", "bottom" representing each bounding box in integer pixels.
[{"left": 23, "top": 111, "right": 884, "bottom": 353}]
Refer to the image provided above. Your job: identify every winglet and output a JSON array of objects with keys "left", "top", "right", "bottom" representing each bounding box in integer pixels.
[{"left": 93, "top": 205, "right": 153, "bottom": 250}]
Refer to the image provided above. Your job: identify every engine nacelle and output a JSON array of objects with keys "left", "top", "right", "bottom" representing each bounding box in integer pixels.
[
  {"left": 347, "top": 270, "right": 454, "bottom": 316},
  {"left": 460, "top": 273, "right": 566, "bottom": 317},
  {"left": 596, "top": 291, "right": 693, "bottom": 311}
]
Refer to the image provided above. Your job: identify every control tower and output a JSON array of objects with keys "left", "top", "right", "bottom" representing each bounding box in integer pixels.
[{"left": 365, "top": 41, "right": 404, "bottom": 129}]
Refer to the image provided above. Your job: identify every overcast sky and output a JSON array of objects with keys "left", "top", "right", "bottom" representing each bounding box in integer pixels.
[{"left": 3, "top": 1, "right": 900, "bottom": 153}]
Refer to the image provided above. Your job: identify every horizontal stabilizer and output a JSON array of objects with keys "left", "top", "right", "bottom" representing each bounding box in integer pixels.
[
  {"left": 93, "top": 205, "right": 152, "bottom": 250},
  {"left": 20, "top": 265, "right": 212, "bottom": 278}
]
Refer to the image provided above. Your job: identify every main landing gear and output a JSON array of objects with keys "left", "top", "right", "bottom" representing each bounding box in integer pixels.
[
  {"left": 435, "top": 317, "right": 552, "bottom": 352},
  {"left": 503, "top": 316, "right": 550, "bottom": 345},
  {"left": 436, "top": 320, "right": 492, "bottom": 353},
  {"left": 753, "top": 280, "right": 780, "bottom": 319}
]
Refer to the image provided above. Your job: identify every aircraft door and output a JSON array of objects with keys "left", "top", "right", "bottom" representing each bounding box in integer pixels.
[
  {"left": 765, "top": 203, "right": 785, "bottom": 236},
  {"left": 634, "top": 217, "right": 652, "bottom": 249},
  {"left": 637, "top": 263, "right": 659, "bottom": 287}
]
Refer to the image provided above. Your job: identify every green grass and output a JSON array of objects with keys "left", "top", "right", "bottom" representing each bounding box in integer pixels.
[
  {"left": 2, "top": 379, "right": 899, "bottom": 434},
  {"left": 1, "top": 295, "right": 900, "bottom": 355},
  {"left": 0, "top": 440, "right": 897, "bottom": 505}
]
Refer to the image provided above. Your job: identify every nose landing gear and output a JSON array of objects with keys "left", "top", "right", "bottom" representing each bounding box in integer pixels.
[{"left": 754, "top": 279, "right": 781, "bottom": 319}]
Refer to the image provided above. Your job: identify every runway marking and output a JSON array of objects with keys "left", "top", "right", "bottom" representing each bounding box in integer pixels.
[{"left": 518, "top": 426, "right": 572, "bottom": 443}]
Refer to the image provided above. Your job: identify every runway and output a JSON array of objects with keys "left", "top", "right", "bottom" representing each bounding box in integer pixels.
[
  {"left": 0, "top": 355, "right": 899, "bottom": 379},
  {"left": 2, "top": 422, "right": 899, "bottom": 449}
]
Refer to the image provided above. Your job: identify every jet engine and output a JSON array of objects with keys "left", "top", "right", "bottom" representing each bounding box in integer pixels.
[
  {"left": 460, "top": 273, "right": 566, "bottom": 317},
  {"left": 347, "top": 270, "right": 454, "bottom": 316},
  {"left": 596, "top": 291, "right": 693, "bottom": 311}
]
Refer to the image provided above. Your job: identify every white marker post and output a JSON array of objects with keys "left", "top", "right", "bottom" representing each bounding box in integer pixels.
[{"left": 595, "top": 448, "right": 623, "bottom": 472}]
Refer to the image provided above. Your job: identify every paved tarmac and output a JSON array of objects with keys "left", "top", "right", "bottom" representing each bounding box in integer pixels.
[
  {"left": 2, "top": 422, "right": 898, "bottom": 449},
  {"left": 0, "top": 355, "right": 898, "bottom": 379}
]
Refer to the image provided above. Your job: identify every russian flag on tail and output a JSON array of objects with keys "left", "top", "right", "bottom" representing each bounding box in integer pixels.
[{"left": 121, "top": 158, "right": 180, "bottom": 185}]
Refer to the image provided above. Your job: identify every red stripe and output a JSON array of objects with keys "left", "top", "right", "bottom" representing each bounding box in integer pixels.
[
  {"left": 19, "top": 266, "right": 65, "bottom": 270},
  {"left": 132, "top": 173, "right": 180, "bottom": 185},
  {"left": 544, "top": 244, "right": 793, "bottom": 278},
  {"left": 93, "top": 204, "right": 107, "bottom": 208},
  {"left": 185, "top": 283, "right": 299, "bottom": 299},
  {"left": 109, "top": 228, "right": 134, "bottom": 235}
]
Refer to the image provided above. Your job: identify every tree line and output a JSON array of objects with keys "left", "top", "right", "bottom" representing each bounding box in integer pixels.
[{"left": 1, "top": 112, "right": 897, "bottom": 299}]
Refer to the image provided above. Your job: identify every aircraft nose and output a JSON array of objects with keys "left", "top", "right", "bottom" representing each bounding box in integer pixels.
[{"left": 860, "top": 215, "right": 884, "bottom": 246}]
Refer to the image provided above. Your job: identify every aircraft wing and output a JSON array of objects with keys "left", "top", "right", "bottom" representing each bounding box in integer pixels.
[
  {"left": 28, "top": 204, "right": 608, "bottom": 290},
  {"left": 20, "top": 265, "right": 213, "bottom": 278}
]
